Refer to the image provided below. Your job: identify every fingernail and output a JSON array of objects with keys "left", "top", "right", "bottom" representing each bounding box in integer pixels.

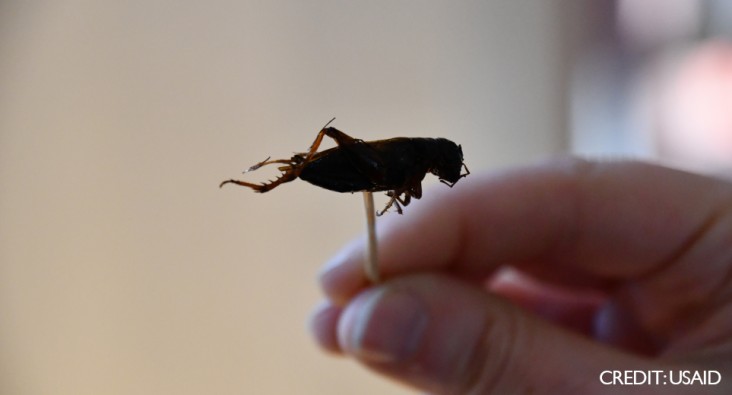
[
  {"left": 318, "top": 242, "right": 365, "bottom": 304},
  {"left": 309, "top": 301, "right": 343, "bottom": 354},
  {"left": 339, "top": 288, "right": 428, "bottom": 363},
  {"left": 319, "top": 248, "right": 349, "bottom": 277}
]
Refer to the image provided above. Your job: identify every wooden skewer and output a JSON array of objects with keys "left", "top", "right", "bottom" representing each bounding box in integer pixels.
[{"left": 362, "top": 192, "right": 380, "bottom": 283}]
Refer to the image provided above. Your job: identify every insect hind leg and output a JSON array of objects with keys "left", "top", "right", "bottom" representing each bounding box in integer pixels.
[
  {"left": 220, "top": 119, "right": 352, "bottom": 194},
  {"left": 220, "top": 156, "right": 300, "bottom": 193},
  {"left": 244, "top": 156, "right": 294, "bottom": 173},
  {"left": 301, "top": 119, "right": 359, "bottom": 164},
  {"left": 219, "top": 170, "right": 297, "bottom": 193}
]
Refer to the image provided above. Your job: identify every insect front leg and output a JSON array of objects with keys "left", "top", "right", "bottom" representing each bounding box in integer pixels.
[{"left": 440, "top": 162, "right": 471, "bottom": 187}]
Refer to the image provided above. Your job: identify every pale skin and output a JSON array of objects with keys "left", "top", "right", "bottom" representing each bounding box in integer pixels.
[{"left": 310, "top": 158, "right": 732, "bottom": 394}]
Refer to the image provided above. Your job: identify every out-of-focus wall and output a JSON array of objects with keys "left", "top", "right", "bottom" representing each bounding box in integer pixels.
[
  {"left": 0, "top": 2, "right": 569, "bottom": 394},
  {"left": 569, "top": 0, "right": 732, "bottom": 175}
]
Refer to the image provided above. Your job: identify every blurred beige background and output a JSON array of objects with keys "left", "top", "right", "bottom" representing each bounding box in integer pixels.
[{"left": 0, "top": 1, "right": 570, "bottom": 394}]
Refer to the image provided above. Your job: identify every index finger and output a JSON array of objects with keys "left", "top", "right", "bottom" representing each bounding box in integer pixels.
[{"left": 320, "top": 158, "right": 732, "bottom": 303}]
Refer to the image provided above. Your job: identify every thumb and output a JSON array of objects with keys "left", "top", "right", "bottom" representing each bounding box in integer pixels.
[{"left": 336, "top": 273, "right": 662, "bottom": 395}]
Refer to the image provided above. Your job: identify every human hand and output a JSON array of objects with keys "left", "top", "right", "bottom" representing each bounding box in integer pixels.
[{"left": 310, "top": 158, "right": 732, "bottom": 394}]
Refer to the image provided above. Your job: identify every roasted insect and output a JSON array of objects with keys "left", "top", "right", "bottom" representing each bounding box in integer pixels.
[{"left": 220, "top": 120, "right": 469, "bottom": 215}]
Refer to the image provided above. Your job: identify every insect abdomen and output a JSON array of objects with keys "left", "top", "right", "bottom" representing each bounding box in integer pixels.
[{"left": 298, "top": 149, "right": 375, "bottom": 192}]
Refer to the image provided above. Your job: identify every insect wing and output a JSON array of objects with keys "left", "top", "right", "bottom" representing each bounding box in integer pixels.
[
  {"left": 334, "top": 139, "right": 388, "bottom": 184},
  {"left": 298, "top": 148, "right": 375, "bottom": 192}
]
